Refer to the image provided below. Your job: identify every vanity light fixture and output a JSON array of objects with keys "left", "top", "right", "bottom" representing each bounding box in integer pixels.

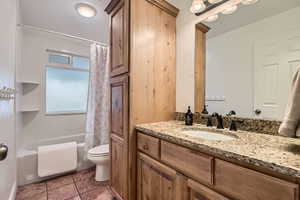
[
  {"left": 242, "top": 0, "right": 259, "bottom": 5},
  {"left": 190, "top": 0, "right": 206, "bottom": 14},
  {"left": 204, "top": 14, "right": 219, "bottom": 22},
  {"left": 75, "top": 3, "right": 97, "bottom": 18},
  {"left": 191, "top": 0, "right": 259, "bottom": 22},
  {"left": 222, "top": 5, "right": 238, "bottom": 15}
]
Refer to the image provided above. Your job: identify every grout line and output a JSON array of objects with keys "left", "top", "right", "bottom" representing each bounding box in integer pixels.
[
  {"left": 45, "top": 181, "right": 48, "bottom": 200},
  {"left": 73, "top": 174, "right": 82, "bottom": 199}
]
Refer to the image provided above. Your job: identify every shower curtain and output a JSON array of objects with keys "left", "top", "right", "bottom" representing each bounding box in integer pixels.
[{"left": 85, "top": 44, "right": 110, "bottom": 156}]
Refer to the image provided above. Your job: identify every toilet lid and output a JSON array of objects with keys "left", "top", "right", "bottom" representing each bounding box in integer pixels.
[{"left": 88, "top": 144, "right": 109, "bottom": 156}]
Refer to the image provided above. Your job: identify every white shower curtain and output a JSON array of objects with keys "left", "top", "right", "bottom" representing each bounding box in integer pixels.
[{"left": 85, "top": 44, "right": 110, "bottom": 155}]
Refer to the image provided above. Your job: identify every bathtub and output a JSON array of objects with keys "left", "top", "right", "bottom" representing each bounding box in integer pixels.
[{"left": 17, "top": 134, "right": 94, "bottom": 186}]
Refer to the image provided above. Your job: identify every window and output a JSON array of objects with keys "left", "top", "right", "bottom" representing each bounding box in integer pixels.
[{"left": 46, "top": 51, "right": 90, "bottom": 114}]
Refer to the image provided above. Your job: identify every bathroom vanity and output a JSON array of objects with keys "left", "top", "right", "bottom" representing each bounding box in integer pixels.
[{"left": 136, "top": 121, "right": 300, "bottom": 200}]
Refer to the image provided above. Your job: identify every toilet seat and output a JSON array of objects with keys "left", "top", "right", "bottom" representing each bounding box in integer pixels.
[{"left": 88, "top": 144, "right": 109, "bottom": 157}]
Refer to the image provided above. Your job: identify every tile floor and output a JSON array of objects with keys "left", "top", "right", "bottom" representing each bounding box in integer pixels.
[{"left": 16, "top": 168, "right": 115, "bottom": 200}]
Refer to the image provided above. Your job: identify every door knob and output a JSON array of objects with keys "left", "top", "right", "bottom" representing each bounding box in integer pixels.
[{"left": 0, "top": 143, "right": 8, "bottom": 161}]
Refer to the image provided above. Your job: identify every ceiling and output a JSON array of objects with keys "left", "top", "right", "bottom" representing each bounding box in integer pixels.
[
  {"left": 20, "top": 0, "right": 110, "bottom": 43},
  {"left": 20, "top": 0, "right": 300, "bottom": 42},
  {"left": 168, "top": 0, "right": 300, "bottom": 38}
]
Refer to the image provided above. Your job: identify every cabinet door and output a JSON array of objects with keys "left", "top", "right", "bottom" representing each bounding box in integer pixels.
[
  {"left": 109, "top": 0, "right": 129, "bottom": 77},
  {"left": 188, "top": 179, "right": 230, "bottom": 200},
  {"left": 111, "top": 135, "right": 126, "bottom": 198},
  {"left": 137, "top": 152, "right": 187, "bottom": 200},
  {"left": 110, "top": 74, "right": 129, "bottom": 200}
]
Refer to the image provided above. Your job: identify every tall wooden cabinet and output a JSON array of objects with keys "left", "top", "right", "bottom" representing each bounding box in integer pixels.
[{"left": 105, "top": 0, "right": 179, "bottom": 199}]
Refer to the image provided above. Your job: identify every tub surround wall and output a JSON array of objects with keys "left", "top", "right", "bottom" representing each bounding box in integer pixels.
[
  {"left": 175, "top": 112, "right": 281, "bottom": 136},
  {"left": 17, "top": 29, "right": 90, "bottom": 150},
  {"left": 17, "top": 137, "right": 93, "bottom": 186}
]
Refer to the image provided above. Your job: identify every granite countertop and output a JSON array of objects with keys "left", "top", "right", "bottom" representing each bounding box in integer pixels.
[{"left": 136, "top": 121, "right": 300, "bottom": 179}]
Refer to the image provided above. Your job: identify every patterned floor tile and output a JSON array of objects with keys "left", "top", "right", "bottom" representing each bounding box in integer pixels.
[
  {"left": 16, "top": 182, "right": 47, "bottom": 200},
  {"left": 48, "top": 183, "right": 79, "bottom": 200},
  {"left": 47, "top": 174, "right": 74, "bottom": 191},
  {"left": 16, "top": 168, "right": 112, "bottom": 200},
  {"left": 68, "top": 195, "right": 82, "bottom": 200},
  {"left": 80, "top": 187, "right": 113, "bottom": 200},
  {"left": 73, "top": 167, "right": 96, "bottom": 182},
  {"left": 75, "top": 177, "right": 107, "bottom": 194},
  {"left": 17, "top": 193, "right": 47, "bottom": 200}
]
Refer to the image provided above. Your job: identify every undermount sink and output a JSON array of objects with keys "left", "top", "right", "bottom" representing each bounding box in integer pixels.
[{"left": 182, "top": 130, "right": 236, "bottom": 141}]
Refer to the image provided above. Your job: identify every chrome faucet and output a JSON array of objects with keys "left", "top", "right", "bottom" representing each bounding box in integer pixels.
[{"left": 212, "top": 112, "right": 224, "bottom": 129}]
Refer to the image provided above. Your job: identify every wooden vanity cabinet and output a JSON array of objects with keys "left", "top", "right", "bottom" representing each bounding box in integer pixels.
[{"left": 137, "top": 132, "right": 300, "bottom": 200}]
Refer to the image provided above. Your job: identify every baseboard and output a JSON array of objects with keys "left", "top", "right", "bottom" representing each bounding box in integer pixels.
[{"left": 8, "top": 181, "right": 17, "bottom": 200}]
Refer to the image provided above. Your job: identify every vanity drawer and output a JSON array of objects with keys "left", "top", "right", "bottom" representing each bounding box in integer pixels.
[
  {"left": 137, "top": 132, "right": 160, "bottom": 159},
  {"left": 215, "top": 159, "right": 299, "bottom": 200},
  {"left": 161, "top": 141, "right": 213, "bottom": 185}
]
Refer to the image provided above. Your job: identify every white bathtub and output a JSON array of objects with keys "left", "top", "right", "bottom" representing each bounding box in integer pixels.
[{"left": 17, "top": 134, "right": 94, "bottom": 186}]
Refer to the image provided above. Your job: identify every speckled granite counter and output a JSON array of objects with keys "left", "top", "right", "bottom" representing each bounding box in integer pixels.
[{"left": 136, "top": 121, "right": 300, "bottom": 179}]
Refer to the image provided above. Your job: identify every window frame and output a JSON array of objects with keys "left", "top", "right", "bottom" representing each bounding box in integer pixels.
[{"left": 44, "top": 50, "right": 90, "bottom": 115}]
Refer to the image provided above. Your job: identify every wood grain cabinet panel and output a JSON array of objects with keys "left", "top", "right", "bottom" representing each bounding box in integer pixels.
[
  {"left": 110, "top": 75, "right": 128, "bottom": 139},
  {"left": 111, "top": 136, "right": 126, "bottom": 199},
  {"left": 106, "top": 0, "right": 178, "bottom": 198},
  {"left": 161, "top": 141, "right": 213, "bottom": 185},
  {"left": 110, "top": 0, "right": 129, "bottom": 77},
  {"left": 215, "top": 159, "right": 299, "bottom": 200},
  {"left": 137, "top": 132, "right": 160, "bottom": 159},
  {"left": 137, "top": 152, "right": 186, "bottom": 200},
  {"left": 110, "top": 74, "right": 129, "bottom": 200},
  {"left": 188, "top": 179, "right": 230, "bottom": 200}
]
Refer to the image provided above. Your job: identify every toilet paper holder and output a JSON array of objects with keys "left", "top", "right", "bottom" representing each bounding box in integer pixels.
[{"left": 0, "top": 86, "right": 16, "bottom": 100}]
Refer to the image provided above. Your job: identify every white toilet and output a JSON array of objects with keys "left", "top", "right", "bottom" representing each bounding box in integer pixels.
[{"left": 87, "top": 144, "right": 110, "bottom": 182}]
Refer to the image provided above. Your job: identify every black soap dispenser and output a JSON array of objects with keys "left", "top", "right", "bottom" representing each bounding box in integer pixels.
[
  {"left": 185, "top": 106, "right": 193, "bottom": 126},
  {"left": 201, "top": 105, "right": 209, "bottom": 114}
]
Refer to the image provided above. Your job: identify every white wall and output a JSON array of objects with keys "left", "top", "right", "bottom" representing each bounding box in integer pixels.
[
  {"left": 176, "top": 4, "right": 300, "bottom": 117},
  {"left": 175, "top": 0, "right": 207, "bottom": 113},
  {"left": 17, "top": 29, "right": 90, "bottom": 149},
  {"left": 0, "top": 0, "right": 17, "bottom": 199},
  {"left": 20, "top": 0, "right": 110, "bottom": 43}
]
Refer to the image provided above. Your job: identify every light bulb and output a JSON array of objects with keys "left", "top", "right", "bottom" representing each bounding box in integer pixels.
[
  {"left": 242, "top": 0, "right": 259, "bottom": 5},
  {"left": 208, "top": 0, "right": 223, "bottom": 4},
  {"left": 75, "top": 3, "right": 97, "bottom": 18},
  {"left": 190, "top": 0, "right": 206, "bottom": 14},
  {"left": 204, "top": 14, "right": 219, "bottom": 22},
  {"left": 222, "top": 5, "right": 238, "bottom": 15}
]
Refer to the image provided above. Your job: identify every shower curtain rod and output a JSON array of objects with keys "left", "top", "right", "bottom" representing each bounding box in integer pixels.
[{"left": 17, "top": 24, "right": 108, "bottom": 47}]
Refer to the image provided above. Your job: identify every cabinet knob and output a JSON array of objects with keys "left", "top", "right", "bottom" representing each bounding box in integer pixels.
[
  {"left": 143, "top": 144, "right": 149, "bottom": 151},
  {"left": 254, "top": 109, "right": 262, "bottom": 115},
  {"left": 0, "top": 143, "right": 8, "bottom": 161}
]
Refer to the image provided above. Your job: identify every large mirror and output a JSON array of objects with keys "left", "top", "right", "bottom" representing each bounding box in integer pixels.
[{"left": 175, "top": 0, "right": 300, "bottom": 120}]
